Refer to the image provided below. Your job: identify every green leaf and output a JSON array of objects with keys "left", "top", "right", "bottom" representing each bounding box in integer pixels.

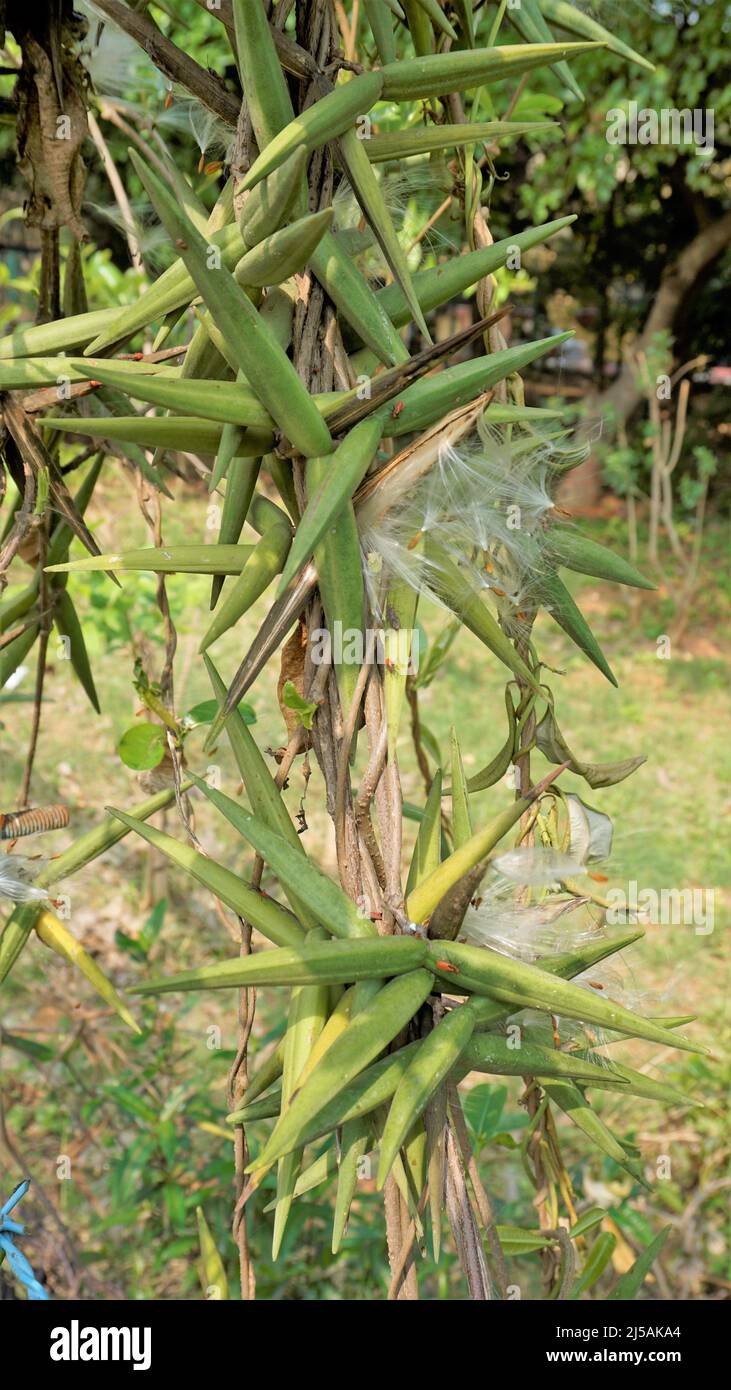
[
  {"left": 117, "top": 724, "right": 167, "bottom": 771},
  {"left": 185, "top": 698, "right": 255, "bottom": 728},
  {"left": 463, "top": 1083, "right": 508, "bottom": 1145},
  {"left": 606, "top": 1226, "right": 672, "bottom": 1301},
  {"left": 570, "top": 1231, "right": 617, "bottom": 1298},
  {"left": 281, "top": 681, "right": 318, "bottom": 731}
]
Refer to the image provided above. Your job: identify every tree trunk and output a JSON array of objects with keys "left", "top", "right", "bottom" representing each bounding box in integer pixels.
[{"left": 561, "top": 210, "right": 731, "bottom": 510}]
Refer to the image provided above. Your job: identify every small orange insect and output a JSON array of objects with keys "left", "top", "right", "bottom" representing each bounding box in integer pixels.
[
  {"left": 391, "top": 400, "right": 405, "bottom": 419},
  {"left": 435, "top": 960, "right": 459, "bottom": 974}
]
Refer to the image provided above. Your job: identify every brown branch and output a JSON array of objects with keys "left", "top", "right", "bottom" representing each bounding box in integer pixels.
[{"left": 92, "top": 0, "right": 240, "bottom": 127}]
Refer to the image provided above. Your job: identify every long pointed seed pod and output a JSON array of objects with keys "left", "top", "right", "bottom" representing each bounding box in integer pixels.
[
  {"left": 305, "top": 456, "right": 366, "bottom": 725},
  {"left": 200, "top": 516, "right": 292, "bottom": 650},
  {"left": 428, "top": 939, "right": 706, "bottom": 1053},
  {"left": 210, "top": 457, "right": 262, "bottom": 606},
  {"left": 378, "top": 42, "right": 602, "bottom": 100},
  {"left": 0, "top": 784, "right": 182, "bottom": 985},
  {"left": 106, "top": 810, "right": 305, "bottom": 948},
  {"left": 273, "top": 932, "right": 330, "bottom": 1258},
  {"left": 332, "top": 1117, "right": 371, "bottom": 1253},
  {"left": 375, "top": 217, "right": 575, "bottom": 329},
  {"left": 240, "top": 72, "right": 384, "bottom": 192},
  {"left": 130, "top": 936, "right": 428, "bottom": 994},
  {"left": 406, "top": 772, "right": 443, "bottom": 896},
  {"left": 128, "top": 150, "right": 333, "bottom": 458},
  {"left": 188, "top": 775, "right": 378, "bottom": 940},
  {"left": 378, "top": 1000, "right": 478, "bottom": 1187},
  {"left": 278, "top": 418, "right": 383, "bottom": 595},
  {"left": 248, "top": 970, "right": 435, "bottom": 1173},
  {"left": 231, "top": 0, "right": 296, "bottom": 149}
]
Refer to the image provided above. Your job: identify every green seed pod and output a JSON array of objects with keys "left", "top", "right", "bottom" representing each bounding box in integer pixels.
[
  {"left": 278, "top": 417, "right": 383, "bottom": 594},
  {"left": 235, "top": 208, "right": 333, "bottom": 288},
  {"left": 379, "top": 42, "right": 600, "bottom": 100},
  {"left": 273, "top": 933, "right": 330, "bottom": 1257},
  {"left": 131, "top": 935, "right": 428, "bottom": 994},
  {"left": 366, "top": 121, "right": 556, "bottom": 163},
  {"left": 239, "top": 149, "right": 309, "bottom": 249},
  {"left": 507, "top": 0, "right": 584, "bottom": 103},
  {"left": 311, "top": 231, "right": 409, "bottom": 367},
  {"left": 200, "top": 519, "right": 292, "bottom": 651},
  {"left": 249, "top": 970, "right": 434, "bottom": 1169},
  {"left": 547, "top": 531, "right": 656, "bottom": 590},
  {"left": 73, "top": 364, "right": 274, "bottom": 432},
  {"left": 189, "top": 775, "right": 379, "bottom": 941},
  {"left": 332, "top": 1116, "right": 371, "bottom": 1253},
  {"left": 305, "top": 456, "right": 366, "bottom": 727},
  {"left": 211, "top": 457, "right": 262, "bottom": 606},
  {"left": 449, "top": 729, "right": 473, "bottom": 848},
  {"left": 541, "top": 0, "right": 654, "bottom": 71},
  {"left": 107, "top": 809, "right": 305, "bottom": 948},
  {"left": 422, "top": 538, "right": 539, "bottom": 689},
  {"left": 363, "top": 0, "right": 397, "bottom": 63},
  {"left": 374, "top": 218, "right": 575, "bottom": 330},
  {"left": 52, "top": 588, "right": 100, "bottom": 713},
  {"left": 338, "top": 125, "right": 431, "bottom": 340},
  {"left": 429, "top": 940, "right": 705, "bottom": 1053},
  {"left": 538, "top": 570, "right": 618, "bottom": 685},
  {"left": 383, "top": 335, "right": 572, "bottom": 437},
  {"left": 129, "top": 151, "right": 333, "bottom": 458},
  {"left": 0, "top": 307, "right": 119, "bottom": 360},
  {"left": 405, "top": 772, "right": 443, "bottom": 896},
  {"left": 86, "top": 223, "right": 245, "bottom": 356},
  {"left": 231, "top": 0, "right": 295, "bottom": 148},
  {"left": 241, "top": 72, "right": 384, "bottom": 193},
  {"left": 378, "top": 1000, "right": 477, "bottom": 1186},
  {"left": 47, "top": 545, "right": 254, "bottom": 577},
  {"left": 383, "top": 580, "right": 419, "bottom": 763},
  {"left": 41, "top": 415, "right": 266, "bottom": 457}
]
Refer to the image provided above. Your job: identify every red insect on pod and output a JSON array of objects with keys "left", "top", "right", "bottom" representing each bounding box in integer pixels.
[{"left": 435, "top": 959, "right": 460, "bottom": 974}]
